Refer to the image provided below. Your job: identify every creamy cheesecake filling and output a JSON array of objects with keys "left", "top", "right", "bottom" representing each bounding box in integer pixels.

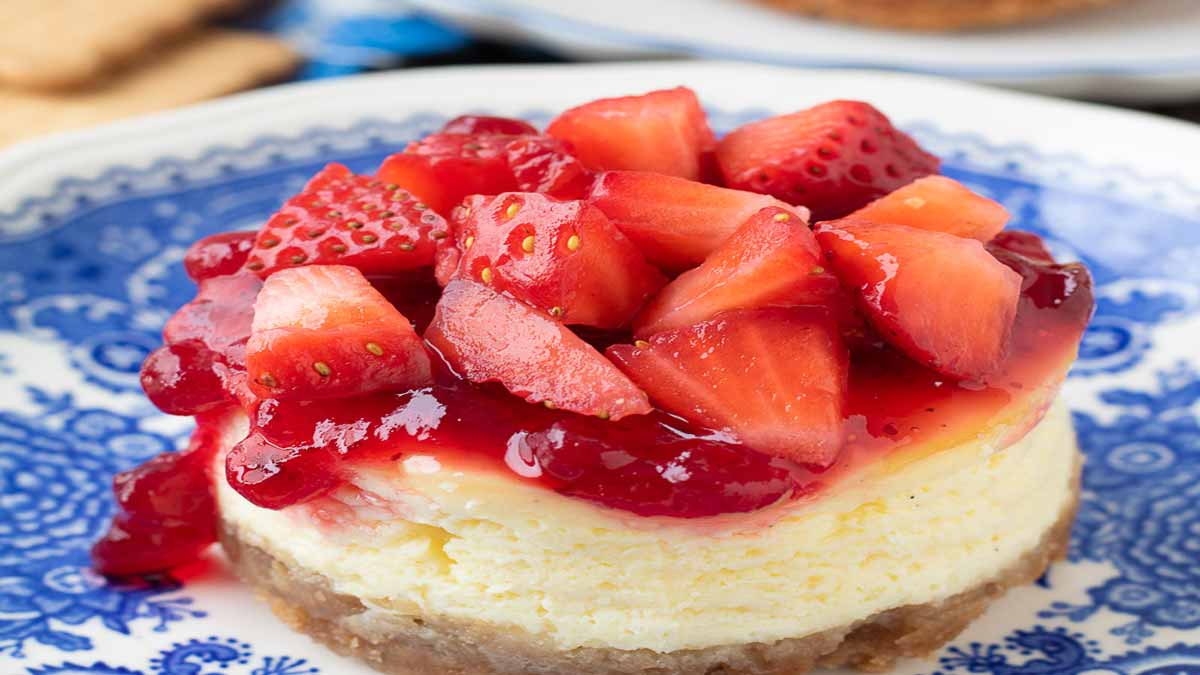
[{"left": 215, "top": 399, "right": 1079, "bottom": 653}]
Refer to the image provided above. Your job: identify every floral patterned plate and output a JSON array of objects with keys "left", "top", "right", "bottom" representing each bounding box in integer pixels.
[{"left": 0, "top": 63, "right": 1197, "bottom": 675}]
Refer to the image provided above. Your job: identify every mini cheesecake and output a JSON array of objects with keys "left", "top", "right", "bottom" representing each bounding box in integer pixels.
[
  {"left": 752, "top": 0, "right": 1127, "bottom": 31},
  {"left": 95, "top": 90, "right": 1094, "bottom": 675}
]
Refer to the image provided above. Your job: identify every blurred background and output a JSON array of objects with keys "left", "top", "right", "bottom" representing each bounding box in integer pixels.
[{"left": 4, "top": 0, "right": 1199, "bottom": 151}]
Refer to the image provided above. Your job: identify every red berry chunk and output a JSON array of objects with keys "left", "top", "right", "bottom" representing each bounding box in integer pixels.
[
  {"left": 505, "top": 136, "right": 594, "bottom": 199},
  {"left": 91, "top": 419, "right": 221, "bottom": 576},
  {"left": 164, "top": 273, "right": 261, "bottom": 369},
  {"left": 850, "top": 176, "right": 1008, "bottom": 241},
  {"left": 226, "top": 424, "right": 340, "bottom": 510},
  {"left": 609, "top": 308, "right": 848, "bottom": 466},
  {"left": 377, "top": 133, "right": 518, "bottom": 216},
  {"left": 440, "top": 114, "right": 538, "bottom": 136},
  {"left": 244, "top": 163, "right": 446, "bottom": 278},
  {"left": 546, "top": 87, "right": 716, "bottom": 180},
  {"left": 426, "top": 280, "right": 651, "bottom": 419},
  {"left": 139, "top": 341, "right": 228, "bottom": 416},
  {"left": 989, "top": 230, "right": 1057, "bottom": 264},
  {"left": 247, "top": 265, "right": 432, "bottom": 400},
  {"left": 183, "top": 231, "right": 256, "bottom": 282},
  {"left": 716, "top": 100, "right": 940, "bottom": 221},
  {"left": 450, "top": 193, "right": 666, "bottom": 329},
  {"left": 816, "top": 219, "right": 1022, "bottom": 380},
  {"left": 634, "top": 206, "right": 842, "bottom": 337},
  {"left": 587, "top": 171, "right": 804, "bottom": 272}
]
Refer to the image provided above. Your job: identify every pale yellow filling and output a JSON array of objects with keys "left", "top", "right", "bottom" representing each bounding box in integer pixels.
[{"left": 215, "top": 399, "right": 1079, "bottom": 653}]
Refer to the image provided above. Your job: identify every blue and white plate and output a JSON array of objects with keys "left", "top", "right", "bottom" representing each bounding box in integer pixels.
[
  {"left": 409, "top": 0, "right": 1200, "bottom": 103},
  {"left": 0, "top": 63, "right": 1198, "bottom": 674}
]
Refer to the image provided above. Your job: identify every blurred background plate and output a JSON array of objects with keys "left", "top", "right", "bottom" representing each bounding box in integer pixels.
[{"left": 409, "top": 0, "right": 1200, "bottom": 102}]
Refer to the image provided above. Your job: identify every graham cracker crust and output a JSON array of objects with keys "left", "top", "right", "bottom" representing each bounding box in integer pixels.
[
  {"left": 752, "top": 0, "right": 1125, "bottom": 31},
  {"left": 219, "top": 455, "right": 1080, "bottom": 675}
]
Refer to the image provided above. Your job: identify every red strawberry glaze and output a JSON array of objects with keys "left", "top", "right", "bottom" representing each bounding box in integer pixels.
[{"left": 104, "top": 231, "right": 1091, "bottom": 575}]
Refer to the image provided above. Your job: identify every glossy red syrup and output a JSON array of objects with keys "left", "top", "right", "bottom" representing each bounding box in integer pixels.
[{"left": 96, "top": 230, "right": 1092, "bottom": 575}]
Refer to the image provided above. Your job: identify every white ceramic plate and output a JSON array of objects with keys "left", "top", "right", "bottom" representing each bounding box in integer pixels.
[
  {"left": 410, "top": 0, "right": 1200, "bottom": 103},
  {"left": 1, "top": 62, "right": 1199, "bottom": 675}
]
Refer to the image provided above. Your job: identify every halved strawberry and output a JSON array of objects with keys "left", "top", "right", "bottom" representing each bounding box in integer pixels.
[
  {"left": 243, "top": 164, "right": 447, "bottom": 278},
  {"left": 184, "top": 231, "right": 256, "bottom": 281},
  {"left": 246, "top": 265, "right": 432, "bottom": 400},
  {"left": 850, "top": 176, "right": 1008, "bottom": 241},
  {"left": 716, "top": 100, "right": 940, "bottom": 221},
  {"left": 587, "top": 171, "right": 807, "bottom": 272},
  {"left": 426, "top": 280, "right": 651, "bottom": 419},
  {"left": 634, "top": 206, "right": 843, "bottom": 337},
  {"left": 505, "top": 136, "right": 594, "bottom": 199},
  {"left": 815, "top": 218, "right": 1021, "bottom": 379},
  {"left": 988, "top": 230, "right": 1056, "bottom": 263},
  {"left": 546, "top": 87, "right": 716, "bottom": 180},
  {"left": 440, "top": 115, "right": 538, "bottom": 135},
  {"left": 608, "top": 307, "right": 847, "bottom": 465},
  {"left": 377, "top": 133, "right": 518, "bottom": 216},
  {"left": 450, "top": 193, "right": 666, "bottom": 329}
]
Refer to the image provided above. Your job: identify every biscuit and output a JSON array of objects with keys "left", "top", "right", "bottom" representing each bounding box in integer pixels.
[
  {"left": 0, "top": 30, "right": 299, "bottom": 148},
  {"left": 0, "top": 0, "right": 246, "bottom": 89},
  {"left": 754, "top": 0, "right": 1127, "bottom": 31}
]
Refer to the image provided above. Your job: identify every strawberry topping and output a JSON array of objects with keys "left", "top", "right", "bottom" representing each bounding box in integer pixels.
[
  {"left": 449, "top": 193, "right": 666, "bottom": 328},
  {"left": 246, "top": 265, "right": 432, "bottom": 400},
  {"left": 547, "top": 87, "right": 716, "bottom": 180},
  {"left": 716, "top": 100, "right": 940, "bottom": 221},
  {"left": 850, "top": 175, "right": 1008, "bottom": 241},
  {"left": 244, "top": 163, "right": 446, "bottom": 278}
]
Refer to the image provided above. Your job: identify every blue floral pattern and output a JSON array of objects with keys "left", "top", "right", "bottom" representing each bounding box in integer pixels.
[
  {"left": 0, "top": 109, "right": 1197, "bottom": 672},
  {"left": 26, "top": 637, "right": 318, "bottom": 674}
]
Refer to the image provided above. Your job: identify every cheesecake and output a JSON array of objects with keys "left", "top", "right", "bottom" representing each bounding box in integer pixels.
[{"left": 93, "top": 88, "right": 1094, "bottom": 674}]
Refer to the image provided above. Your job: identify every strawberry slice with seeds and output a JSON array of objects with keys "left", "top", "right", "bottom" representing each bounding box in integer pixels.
[
  {"left": 246, "top": 265, "right": 432, "bottom": 400},
  {"left": 244, "top": 163, "right": 447, "bottom": 278},
  {"left": 426, "top": 280, "right": 651, "bottom": 420},
  {"left": 451, "top": 193, "right": 667, "bottom": 329},
  {"left": 850, "top": 176, "right": 1008, "bottom": 241},
  {"left": 505, "top": 136, "right": 594, "bottom": 199},
  {"left": 608, "top": 307, "right": 847, "bottom": 465},
  {"left": 634, "top": 206, "right": 844, "bottom": 337},
  {"left": 815, "top": 218, "right": 1021, "bottom": 379},
  {"left": 716, "top": 100, "right": 940, "bottom": 221},
  {"left": 440, "top": 115, "right": 538, "bottom": 136},
  {"left": 377, "top": 133, "right": 518, "bottom": 216},
  {"left": 588, "top": 171, "right": 807, "bottom": 272},
  {"left": 184, "top": 231, "right": 256, "bottom": 281},
  {"left": 546, "top": 87, "right": 716, "bottom": 180}
]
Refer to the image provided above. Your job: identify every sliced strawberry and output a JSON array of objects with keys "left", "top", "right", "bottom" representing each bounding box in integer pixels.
[
  {"left": 716, "top": 100, "right": 940, "bottom": 221},
  {"left": 850, "top": 176, "right": 1008, "bottom": 241},
  {"left": 426, "top": 280, "right": 651, "bottom": 419},
  {"left": 440, "top": 115, "right": 538, "bottom": 136},
  {"left": 184, "top": 231, "right": 256, "bottom": 281},
  {"left": 244, "top": 164, "right": 447, "bottom": 279},
  {"left": 164, "top": 272, "right": 262, "bottom": 369},
  {"left": 376, "top": 133, "right": 518, "bottom": 216},
  {"left": 608, "top": 307, "right": 847, "bottom": 465},
  {"left": 450, "top": 193, "right": 666, "bottom": 329},
  {"left": 587, "top": 171, "right": 807, "bottom": 272},
  {"left": 505, "top": 136, "right": 593, "bottom": 199},
  {"left": 815, "top": 218, "right": 1021, "bottom": 379},
  {"left": 546, "top": 87, "right": 716, "bottom": 180},
  {"left": 634, "top": 206, "right": 844, "bottom": 337},
  {"left": 246, "top": 265, "right": 432, "bottom": 400},
  {"left": 988, "top": 230, "right": 1056, "bottom": 263}
]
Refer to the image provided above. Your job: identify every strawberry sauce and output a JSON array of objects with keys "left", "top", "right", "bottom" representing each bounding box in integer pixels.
[{"left": 92, "top": 230, "right": 1092, "bottom": 575}]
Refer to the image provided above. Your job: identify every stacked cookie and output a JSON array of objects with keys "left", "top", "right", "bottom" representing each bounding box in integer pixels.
[
  {"left": 0, "top": 0, "right": 298, "bottom": 147},
  {"left": 754, "top": 0, "right": 1128, "bottom": 30}
]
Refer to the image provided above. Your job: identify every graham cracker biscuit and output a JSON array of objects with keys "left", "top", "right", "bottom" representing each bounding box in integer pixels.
[
  {"left": 0, "top": 0, "right": 247, "bottom": 90},
  {"left": 0, "top": 29, "right": 299, "bottom": 149},
  {"left": 753, "top": 0, "right": 1128, "bottom": 31}
]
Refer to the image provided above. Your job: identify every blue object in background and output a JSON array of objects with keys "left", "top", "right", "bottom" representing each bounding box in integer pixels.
[{"left": 243, "top": 0, "right": 471, "bottom": 79}]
